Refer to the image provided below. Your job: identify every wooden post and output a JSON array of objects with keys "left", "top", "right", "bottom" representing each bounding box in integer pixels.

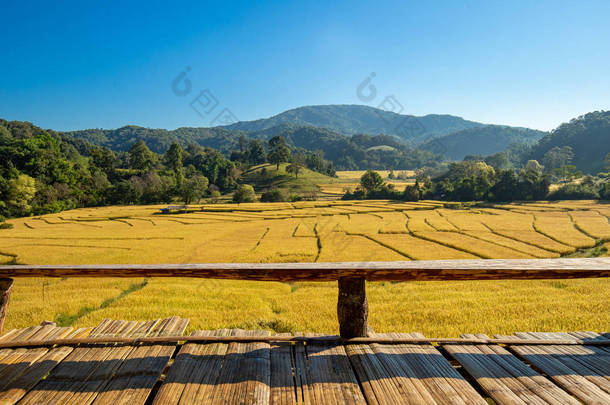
[
  {"left": 0, "top": 278, "right": 13, "bottom": 334},
  {"left": 337, "top": 277, "right": 369, "bottom": 338}
]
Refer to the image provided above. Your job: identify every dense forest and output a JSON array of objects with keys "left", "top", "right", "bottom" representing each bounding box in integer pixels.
[
  {"left": 528, "top": 111, "right": 610, "bottom": 174},
  {"left": 0, "top": 120, "right": 241, "bottom": 219}
]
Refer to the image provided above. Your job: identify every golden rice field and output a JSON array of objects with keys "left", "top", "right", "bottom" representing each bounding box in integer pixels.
[{"left": 2, "top": 199, "right": 609, "bottom": 337}]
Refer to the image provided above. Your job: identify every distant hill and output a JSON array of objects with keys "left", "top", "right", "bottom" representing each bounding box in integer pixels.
[
  {"left": 222, "top": 104, "right": 484, "bottom": 144},
  {"left": 529, "top": 110, "right": 610, "bottom": 174},
  {"left": 420, "top": 125, "right": 546, "bottom": 160},
  {"left": 67, "top": 125, "right": 240, "bottom": 154},
  {"left": 63, "top": 104, "right": 551, "bottom": 167}
]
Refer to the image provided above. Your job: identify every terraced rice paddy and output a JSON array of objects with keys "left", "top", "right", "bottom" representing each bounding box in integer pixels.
[{"left": 2, "top": 200, "right": 609, "bottom": 336}]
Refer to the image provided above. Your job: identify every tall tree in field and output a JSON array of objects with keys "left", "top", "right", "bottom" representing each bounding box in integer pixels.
[
  {"left": 181, "top": 175, "right": 209, "bottom": 204},
  {"left": 129, "top": 141, "right": 156, "bottom": 172},
  {"left": 360, "top": 170, "right": 384, "bottom": 193},
  {"left": 286, "top": 153, "right": 305, "bottom": 178},
  {"left": 268, "top": 136, "right": 291, "bottom": 170},
  {"left": 164, "top": 142, "right": 184, "bottom": 187}
]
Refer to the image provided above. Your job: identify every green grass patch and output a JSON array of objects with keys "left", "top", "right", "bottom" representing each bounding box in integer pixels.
[{"left": 54, "top": 278, "right": 150, "bottom": 326}]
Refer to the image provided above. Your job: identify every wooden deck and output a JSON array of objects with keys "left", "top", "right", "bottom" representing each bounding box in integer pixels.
[{"left": 0, "top": 318, "right": 608, "bottom": 404}]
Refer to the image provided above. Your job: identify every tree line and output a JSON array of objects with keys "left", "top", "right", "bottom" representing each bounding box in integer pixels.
[
  {"left": 0, "top": 120, "right": 337, "bottom": 220},
  {"left": 344, "top": 159, "right": 610, "bottom": 203}
]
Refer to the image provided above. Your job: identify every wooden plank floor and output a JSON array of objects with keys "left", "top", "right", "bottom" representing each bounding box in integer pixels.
[{"left": 0, "top": 320, "right": 608, "bottom": 404}]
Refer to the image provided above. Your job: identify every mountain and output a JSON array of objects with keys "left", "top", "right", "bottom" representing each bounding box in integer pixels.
[
  {"left": 420, "top": 125, "right": 547, "bottom": 160},
  {"left": 64, "top": 104, "right": 549, "bottom": 167},
  {"left": 529, "top": 111, "right": 610, "bottom": 174},
  {"left": 222, "top": 104, "right": 484, "bottom": 144}
]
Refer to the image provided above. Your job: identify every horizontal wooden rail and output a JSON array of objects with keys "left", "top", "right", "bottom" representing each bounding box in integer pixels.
[
  {"left": 0, "top": 335, "right": 609, "bottom": 349},
  {"left": 1, "top": 258, "right": 609, "bottom": 338},
  {"left": 1, "top": 258, "right": 609, "bottom": 281}
]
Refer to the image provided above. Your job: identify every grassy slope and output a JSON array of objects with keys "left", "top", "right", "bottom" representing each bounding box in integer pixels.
[{"left": 241, "top": 163, "right": 338, "bottom": 196}]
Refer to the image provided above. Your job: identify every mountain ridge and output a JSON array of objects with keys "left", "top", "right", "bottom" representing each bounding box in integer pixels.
[{"left": 221, "top": 104, "right": 486, "bottom": 143}]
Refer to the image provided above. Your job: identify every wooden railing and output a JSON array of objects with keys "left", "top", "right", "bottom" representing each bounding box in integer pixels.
[{"left": 1, "top": 258, "right": 609, "bottom": 338}]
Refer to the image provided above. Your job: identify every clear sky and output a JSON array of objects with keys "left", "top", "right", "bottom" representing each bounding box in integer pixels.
[{"left": 1, "top": 0, "right": 609, "bottom": 131}]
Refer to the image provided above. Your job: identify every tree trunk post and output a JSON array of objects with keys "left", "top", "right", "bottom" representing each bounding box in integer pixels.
[
  {"left": 0, "top": 278, "right": 13, "bottom": 334},
  {"left": 337, "top": 277, "right": 369, "bottom": 338}
]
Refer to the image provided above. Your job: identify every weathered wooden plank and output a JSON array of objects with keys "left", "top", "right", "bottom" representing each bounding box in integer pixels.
[
  {"left": 0, "top": 258, "right": 609, "bottom": 281},
  {"left": 18, "top": 319, "right": 140, "bottom": 405},
  {"left": 152, "top": 329, "right": 247, "bottom": 405},
  {"left": 67, "top": 319, "right": 169, "bottom": 405},
  {"left": 205, "top": 329, "right": 271, "bottom": 405},
  {"left": 506, "top": 332, "right": 610, "bottom": 404},
  {"left": 269, "top": 333, "right": 297, "bottom": 405},
  {"left": 0, "top": 326, "right": 89, "bottom": 405},
  {"left": 299, "top": 332, "right": 367, "bottom": 405},
  {"left": 445, "top": 333, "right": 582, "bottom": 405},
  {"left": 348, "top": 332, "right": 486, "bottom": 404},
  {"left": 292, "top": 334, "right": 314, "bottom": 404},
  {"left": 91, "top": 316, "right": 188, "bottom": 405},
  {"left": 389, "top": 333, "right": 487, "bottom": 404},
  {"left": 345, "top": 340, "right": 432, "bottom": 405}
]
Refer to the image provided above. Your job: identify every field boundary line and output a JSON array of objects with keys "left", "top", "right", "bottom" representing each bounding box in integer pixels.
[
  {"left": 410, "top": 231, "right": 488, "bottom": 259},
  {"left": 252, "top": 227, "right": 270, "bottom": 250},
  {"left": 345, "top": 232, "right": 415, "bottom": 260},
  {"left": 479, "top": 223, "right": 560, "bottom": 255},
  {"left": 532, "top": 213, "right": 595, "bottom": 249},
  {"left": 567, "top": 212, "right": 606, "bottom": 241}
]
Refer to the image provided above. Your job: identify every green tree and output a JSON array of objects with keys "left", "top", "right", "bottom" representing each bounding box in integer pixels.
[
  {"left": 245, "top": 140, "right": 266, "bottom": 165},
  {"left": 525, "top": 160, "right": 544, "bottom": 174},
  {"left": 401, "top": 184, "right": 419, "bottom": 201},
  {"left": 233, "top": 184, "right": 256, "bottom": 203},
  {"left": 286, "top": 153, "right": 305, "bottom": 179},
  {"left": 7, "top": 174, "right": 36, "bottom": 216},
  {"left": 286, "top": 163, "right": 301, "bottom": 178},
  {"left": 181, "top": 175, "right": 209, "bottom": 204},
  {"left": 542, "top": 146, "right": 574, "bottom": 171},
  {"left": 267, "top": 136, "right": 291, "bottom": 170},
  {"left": 605, "top": 153, "right": 610, "bottom": 172},
  {"left": 260, "top": 188, "right": 288, "bottom": 202},
  {"left": 360, "top": 170, "right": 384, "bottom": 193},
  {"left": 129, "top": 141, "right": 156, "bottom": 172},
  {"left": 89, "top": 147, "right": 116, "bottom": 174},
  {"left": 164, "top": 142, "right": 184, "bottom": 187},
  {"left": 485, "top": 152, "right": 510, "bottom": 169},
  {"left": 490, "top": 170, "right": 520, "bottom": 201},
  {"left": 552, "top": 165, "right": 581, "bottom": 183}
]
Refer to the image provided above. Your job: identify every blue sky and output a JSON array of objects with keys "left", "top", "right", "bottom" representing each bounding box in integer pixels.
[{"left": 1, "top": 0, "right": 609, "bottom": 131}]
